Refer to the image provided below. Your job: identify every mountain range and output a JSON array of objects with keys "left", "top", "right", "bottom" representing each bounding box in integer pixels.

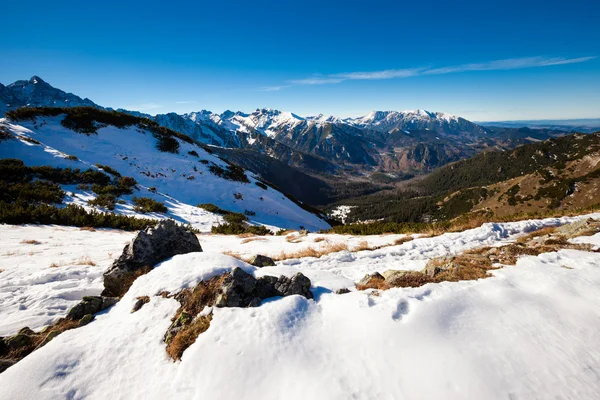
[{"left": 1, "top": 76, "right": 567, "bottom": 176}]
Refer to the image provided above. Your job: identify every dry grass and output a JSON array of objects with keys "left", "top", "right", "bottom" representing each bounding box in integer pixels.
[
  {"left": 166, "top": 314, "right": 212, "bottom": 361},
  {"left": 75, "top": 256, "right": 96, "bottom": 266},
  {"left": 356, "top": 275, "right": 390, "bottom": 291},
  {"left": 273, "top": 242, "right": 349, "bottom": 261},
  {"left": 285, "top": 235, "right": 304, "bottom": 244},
  {"left": 516, "top": 226, "right": 557, "bottom": 243},
  {"left": 313, "top": 237, "right": 326, "bottom": 243},
  {"left": 165, "top": 274, "right": 228, "bottom": 360},
  {"left": 236, "top": 233, "right": 256, "bottom": 238},
  {"left": 20, "top": 239, "right": 41, "bottom": 245},
  {"left": 393, "top": 236, "right": 414, "bottom": 246},
  {"left": 222, "top": 250, "right": 246, "bottom": 262},
  {"left": 49, "top": 262, "right": 60, "bottom": 268},
  {"left": 79, "top": 226, "right": 96, "bottom": 232},
  {"left": 352, "top": 241, "right": 370, "bottom": 252},
  {"left": 0, "top": 268, "right": 4, "bottom": 273},
  {"left": 240, "top": 237, "right": 267, "bottom": 244}
]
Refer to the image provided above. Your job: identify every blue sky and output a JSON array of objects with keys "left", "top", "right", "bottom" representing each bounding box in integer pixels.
[{"left": 1, "top": 0, "right": 599, "bottom": 120}]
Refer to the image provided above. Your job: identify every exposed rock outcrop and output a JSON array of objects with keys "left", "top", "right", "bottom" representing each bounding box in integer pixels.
[
  {"left": 67, "top": 296, "right": 118, "bottom": 320},
  {"left": 247, "top": 254, "right": 276, "bottom": 268},
  {"left": 164, "top": 267, "right": 313, "bottom": 360},
  {"left": 103, "top": 220, "right": 202, "bottom": 297}
]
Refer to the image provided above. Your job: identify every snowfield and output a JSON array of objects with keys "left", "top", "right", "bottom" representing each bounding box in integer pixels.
[
  {"left": 0, "top": 116, "right": 330, "bottom": 232},
  {"left": 1, "top": 214, "right": 600, "bottom": 399}
]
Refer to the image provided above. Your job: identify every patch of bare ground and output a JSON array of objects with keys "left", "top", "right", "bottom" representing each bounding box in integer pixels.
[
  {"left": 164, "top": 274, "right": 227, "bottom": 360},
  {"left": 357, "top": 221, "right": 599, "bottom": 292},
  {"left": 20, "top": 240, "right": 41, "bottom": 245}
]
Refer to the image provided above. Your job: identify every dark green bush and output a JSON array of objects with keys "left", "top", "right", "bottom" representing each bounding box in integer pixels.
[
  {"left": 95, "top": 164, "right": 121, "bottom": 177},
  {"left": 223, "top": 212, "right": 248, "bottom": 224},
  {"left": 133, "top": 196, "right": 168, "bottom": 213},
  {"left": 211, "top": 222, "right": 270, "bottom": 235},
  {"left": 88, "top": 194, "right": 117, "bottom": 210},
  {"left": 0, "top": 201, "right": 156, "bottom": 231},
  {"left": 0, "top": 180, "right": 65, "bottom": 204},
  {"left": 255, "top": 181, "right": 268, "bottom": 190},
  {"left": 155, "top": 134, "right": 180, "bottom": 154},
  {"left": 208, "top": 163, "right": 249, "bottom": 183}
]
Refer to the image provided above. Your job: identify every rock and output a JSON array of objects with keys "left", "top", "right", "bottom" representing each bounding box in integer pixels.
[
  {"left": 247, "top": 254, "right": 276, "bottom": 268},
  {"left": 17, "top": 327, "right": 34, "bottom": 336},
  {"left": 6, "top": 334, "right": 31, "bottom": 349},
  {"left": 214, "top": 268, "right": 314, "bottom": 307},
  {"left": 103, "top": 220, "right": 202, "bottom": 297},
  {"left": 0, "top": 359, "right": 16, "bottom": 374},
  {"left": 38, "top": 330, "right": 60, "bottom": 348},
  {"left": 254, "top": 275, "right": 279, "bottom": 299},
  {"left": 273, "top": 273, "right": 313, "bottom": 299},
  {"left": 214, "top": 268, "right": 258, "bottom": 308},
  {"left": 0, "top": 337, "right": 8, "bottom": 356},
  {"left": 422, "top": 258, "right": 457, "bottom": 277},
  {"left": 336, "top": 288, "right": 351, "bottom": 294},
  {"left": 79, "top": 314, "right": 94, "bottom": 326},
  {"left": 556, "top": 219, "right": 600, "bottom": 238},
  {"left": 382, "top": 270, "right": 412, "bottom": 286},
  {"left": 131, "top": 296, "right": 150, "bottom": 313},
  {"left": 67, "top": 296, "right": 118, "bottom": 320},
  {"left": 358, "top": 272, "right": 385, "bottom": 287}
]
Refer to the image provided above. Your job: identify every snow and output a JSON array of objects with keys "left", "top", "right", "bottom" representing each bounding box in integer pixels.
[
  {"left": 571, "top": 232, "right": 600, "bottom": 250},
  {"left": 0, "top": 116, "right": 329, "bottom": 232},
  {"left": 328, "top": 205, "right": 355, "bottom": 223},
  {"left": 2, "top": 215, "right": 600, "bottom": 398},
  {"left": 0, "top": 225, "right": 134, "bottom": 336}
]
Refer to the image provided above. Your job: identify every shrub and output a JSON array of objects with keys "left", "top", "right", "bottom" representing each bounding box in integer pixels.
[
  {"left": 65, "top": 155, "right": 78, "bottom": 161},
  {"left": 88, "top": 194, "right": 117, "bottom": 210},
  {"left": 0, "top": 126, "right": 12, "bottom": 141},
  {"left": 0, "top": 202, "right": 156, "bottom": 231},
  {"left": 197, "top": 203, "right": 222, "bottom": 213},
  {"left": 255, "top": 181, "right": 268, "bottom": 190},
  {"left": 188, "top": 150, "right": 199, "bottom": 157},
  {"left": 95, "top": 164, "right": 121, "bottom": 177},
  {"left": 223, "top": 212, "right": 248, "bottom": 224},
  {"left": 155, "top": 134, "right": 180, "bottom": 154},
  {"left": 208, "top": 163, "right": 249, "bottom": 183},
  {"left": 21, "top": 136, "right": 41, "bottom": 145},
  {"left": 211, "top": 222, "right": 270, "bottom": 235},
  {"left": 0, "top": 180, "right": 65, "bottom": 204},
  {"left": 244, "top": 210, "right": 256, "bottom": 216},
  {"left": 132, "top": 196, "right": 168, "bottom": 213}
]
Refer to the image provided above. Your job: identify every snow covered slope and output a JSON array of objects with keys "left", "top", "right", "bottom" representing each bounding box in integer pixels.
[
  {"left": 0, "top": 114, "right": 330, "bottom": 232},
  {"left": 1, "top": 215, "right": 600, "bottom": 399}
]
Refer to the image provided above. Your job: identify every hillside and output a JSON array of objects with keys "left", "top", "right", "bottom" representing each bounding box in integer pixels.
[
  {"left": 0, "top": 107, "right": 330, "bottom": 232},
  {"left": 331, "top": 132, "right": 600, "bottom": 225}
]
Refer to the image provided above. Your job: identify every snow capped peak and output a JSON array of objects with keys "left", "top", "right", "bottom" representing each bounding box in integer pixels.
[{"left": 29, "top": 76, "right": 45, "bottom": 85}]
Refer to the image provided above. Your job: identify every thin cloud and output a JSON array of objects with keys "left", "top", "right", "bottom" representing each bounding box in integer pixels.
[
  {"left": 175, "top": 101, "right": 198, "bottom": 104},
  {"left": 335, "top": 67, "right": 424, "bottom": 80},
  {"left": 268, "top": 56, "right": 595, "bottom": 91},
  {"left": 288, "top": 77, "right": 345, "bottom": 85},
  {"left": 259, "top": 85, "right": 292, "bottom": 91},
  {"left": 423, "top": 56, "right": 597, "bottom": 75}
]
